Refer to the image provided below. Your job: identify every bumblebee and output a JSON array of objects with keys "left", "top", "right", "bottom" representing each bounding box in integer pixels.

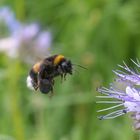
[{"left": 27, "top": 54, "right": 73, "bottom": 94}]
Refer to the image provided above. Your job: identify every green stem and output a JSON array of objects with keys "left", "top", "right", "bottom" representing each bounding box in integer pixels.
[
  {"left": 7, "top": 60, "right": 25, "bottom": 140},
  {"left": 14, "top": 0, "right": 25, "bottom": 21}
]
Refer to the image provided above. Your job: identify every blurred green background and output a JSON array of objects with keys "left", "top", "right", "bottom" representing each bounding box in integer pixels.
[{"left": 0, "top": 0, "right": 140, "bottom": 140}]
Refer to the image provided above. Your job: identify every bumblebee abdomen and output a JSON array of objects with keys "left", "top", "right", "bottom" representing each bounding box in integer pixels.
[{"left": 39, "top": 79, "right": 52, "bottom": 94}]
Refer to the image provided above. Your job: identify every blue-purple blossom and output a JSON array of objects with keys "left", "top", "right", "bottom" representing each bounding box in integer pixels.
[
  {"left": 0, "top": 6, "right": 52, "bottom": 63},
  {"left": 36, "top": 31, "right": 52, "bottom": 49},
  {"left": 18, "top": 23, "right": 39, "bottom": 41},
  {"left": 0, "top": 7, "right": 21, "bottom": 35},
  {"left": 97, "top": 60, "right": 140, "bottom": 130}
]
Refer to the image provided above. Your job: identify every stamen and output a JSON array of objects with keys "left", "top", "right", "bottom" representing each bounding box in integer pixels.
[
  {"left": 118, "top": 62, "right": 136, "bottom": 75},
  {"left": 113, "top": 70, "right": 126, "bottom": 75},
  {"left": 96, "top": 96, "right": 115, "bottom": 99},
  {"left": 131, "top": 59, "right": 140, "bottom": 68},
  {"left": 98, "top": 112, "right": 124, "bottom": 120},
  {"left": 98, "top": 87, "right": 125, "bottom": 95},
  {"left": 96, "top": 101, "right": 123, "bottom": 104},
  {"left": 98, "top": 109, "right": 128, "bottom": 120},
  {"left": 97, "top": 103, "right": 124, "bottom": 112},
  {"left": 116, "top": 69, "right": 127, "bottom": 74}
]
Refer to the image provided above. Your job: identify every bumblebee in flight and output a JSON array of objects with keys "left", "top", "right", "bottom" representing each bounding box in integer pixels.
[{"left": 27, "top": 54, "right": 73, "bottom": 94}]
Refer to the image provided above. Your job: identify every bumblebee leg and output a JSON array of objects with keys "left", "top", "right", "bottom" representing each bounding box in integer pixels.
[
  {"left": 32, "top": 80, "right": 39, "bottom": 91},
  {"left": 34, "top": 85, "right": 38, "bottom": 91},
  {"left": 48, "top": 86, "right": 54, "bottom": 98},
  {"left": 52, "top": 79, "right": 55, "bottom": 85},
  {"left": 60, "top": 74, "right": 64, "bottom": 83},
  {"left": 64, "top": 73, "right": 67, "bottom": 80}
]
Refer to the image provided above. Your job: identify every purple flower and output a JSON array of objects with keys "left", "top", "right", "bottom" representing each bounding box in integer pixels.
[
  {"left": 17, "top": 23, "right": 39, "bottom": 41},
  {"left": 0, "top": 37, "right": 19, "bottom": 58},
  {"left": 36, "top": 31, "right": 52, "bottom": 49},
  {"left": 97, "top": 60, "right": 140, "bottom": 130},
  {"left": 0, "top": 6, "right": 52, "bottom": 64},
  {"left": 0, "top": 7, "right": 21, "bottom": 35}
]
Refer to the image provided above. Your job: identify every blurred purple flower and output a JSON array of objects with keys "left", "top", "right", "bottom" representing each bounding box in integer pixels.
[
  {"left": 36, "top": 31, "right": 51, "bottom": 49},
  {"left": 18, "top": 23, "right": 39, "bottom": 41},
  {"left": 0, "top": 6, "right": 52, "bottom": 63},
  {"left": 97, "top": 60, "right": 140, "bottom": 130},
  {"left": 0, "top": 7, "right": 21, "bottom": 35},
  {"left": 0, "top": 37, "right": 19, "bottom": 58}
]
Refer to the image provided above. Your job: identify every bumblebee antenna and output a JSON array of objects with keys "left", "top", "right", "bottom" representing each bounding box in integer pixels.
[{"left": 72, "top": 63, "right": 87, "bottom": 70}]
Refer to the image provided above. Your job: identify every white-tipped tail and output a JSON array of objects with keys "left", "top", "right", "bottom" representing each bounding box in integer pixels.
[{"left": 26, "top": 76, "right": 34, "bottom": 90}]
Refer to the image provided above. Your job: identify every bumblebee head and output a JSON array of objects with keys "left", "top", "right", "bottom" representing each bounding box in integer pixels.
[
  {"left": 53, "top": 55, "right": 72, "bottom": 75},
  {"left": 61, "top": 60, "right": 72, "bottom": 74}
]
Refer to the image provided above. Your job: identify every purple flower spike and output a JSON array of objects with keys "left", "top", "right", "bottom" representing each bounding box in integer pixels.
[
  {"left": 36, "top": 31, "right": 52, "bottom": 49},
  {"left": 97, "top": 60, "right": 140, "bottom": 130},
  {"left": 0, "top": 6, "right": 52, "bottom": 63},
  {"left": 19, "top": 23, "right": 39, "bottom": 40},
  {"left": 113, "top": 60, "right": 140, "bottom": 85},
  {"left": 0, "top": 7, "right": 21, "bottom": 35}
]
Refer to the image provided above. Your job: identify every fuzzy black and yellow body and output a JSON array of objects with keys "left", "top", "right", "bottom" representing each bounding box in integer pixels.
[{"left": 27, "top": 54, "right": 73, "bottom": 94}]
